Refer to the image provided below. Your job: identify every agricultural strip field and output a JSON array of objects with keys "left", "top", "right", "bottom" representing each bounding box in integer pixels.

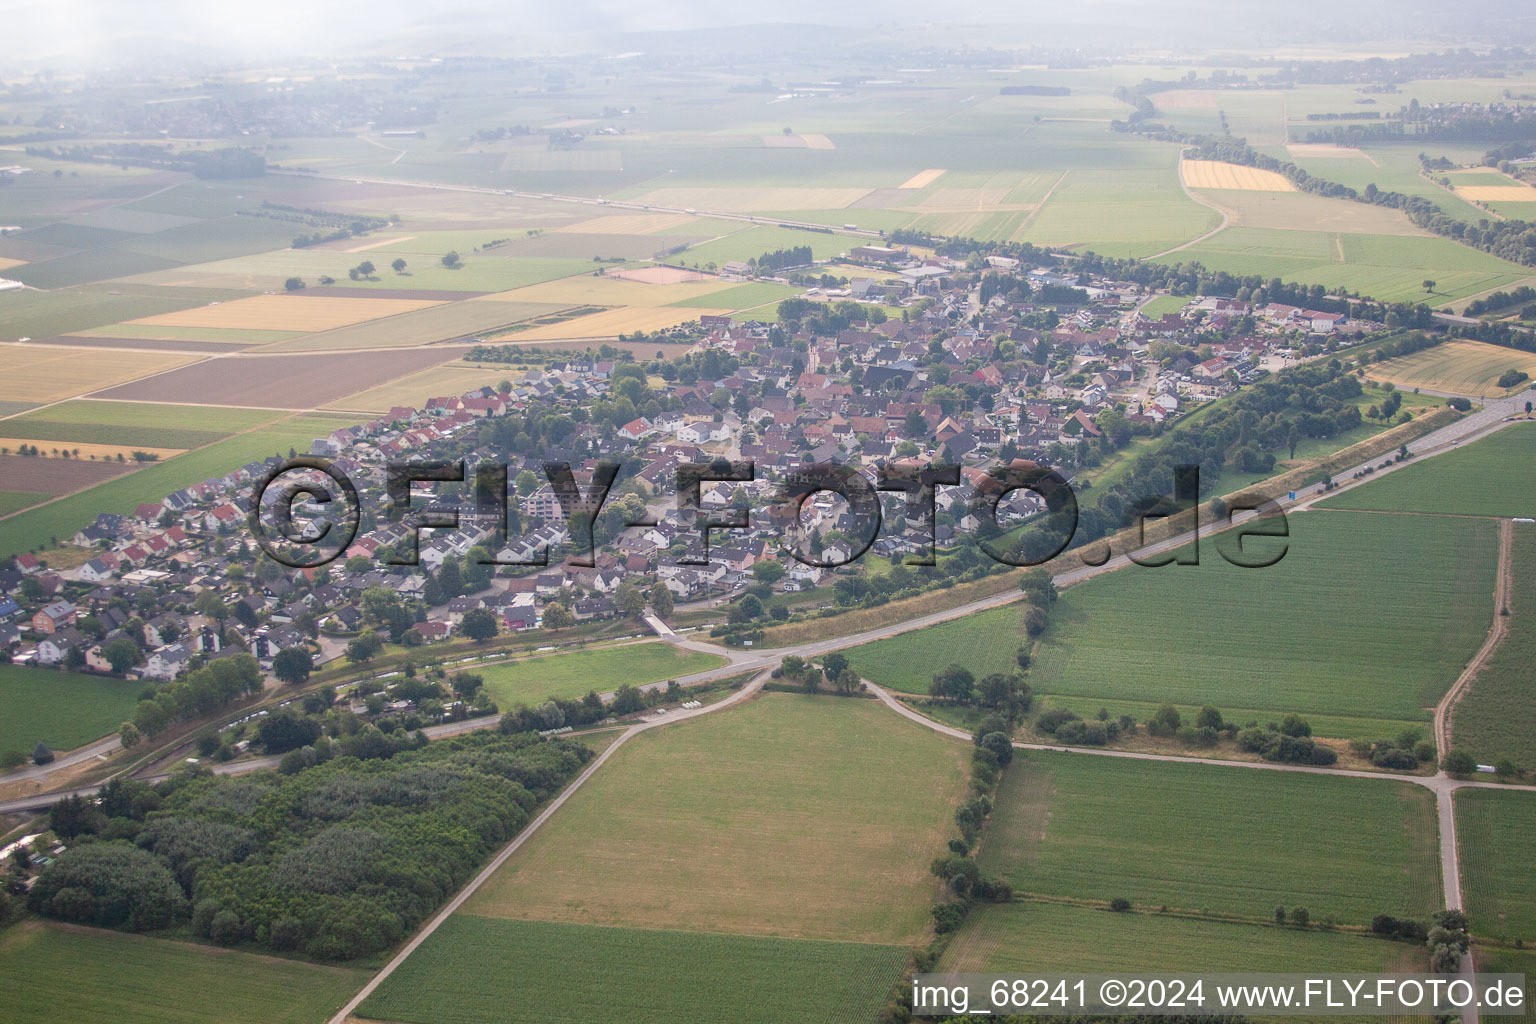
[
  {"left": 940, "top": 901, "right": 1422, "bottom": 976},
  {"left": 474, "top": 642, "right": 728, "bottom": 708},
  {"left": 1021, "top": 167, "right": 1222, "bottom": 259},
  {"left": 1452, "top": 526, "right": 1536, "bottom": 768},
  {"left": 0, "top": 921, "right": 369, "bottom": 1024},
  {"left": 0, "top": 400, "right": 279, "bottom": 449},
  {"left": 126, "top": 294, "right": 445, "bottom": 332},
  {"left": 357, "top": 916, "right": 908, "bottom": 1024},
  {"left": 461, "top": 693, "right": 970, "bottom": 943},
  {"left": 1366, "top": 340, "right": 1536, "bottom": 396},
  {"left": 1026, "top": 511, "right": 1497, "bottom": 721},
  {"left": 1154, "top": 229, "right": 1533, "bottom": 304},
  {"left": 1318, "top": 421, "right": 1536, "bottom": 518},
  {"left": 131, "top": 249, "right": 595, "bottom": 295},
  {"left": 505, "top": 305, "right": 728, "bottom": 340},
  {"left": 0, "top": 455, "right": 137, "bottom": 496},
  {"left": 1182, "top": 159, "right": 1297, "bottom": 191},
  {"left": 480, "top": 272, "right": 736, "bottom": 307},
  {"left": 254, "top": 300, "right": 565, "bottom": 352},
  {"left": 978, "top": 750, "right": 1442, "bottom": 924},
  {"left": 90, "top": 347, "right": 471, "bottom": 408},
  {"left": 0, "top": 663, "right": 145, "bottom": 754},
  {"left": 1036, "top": 694, "right": 1428, "bottom": 746},
  {"left": 0, "top": 491, "right": 48, "bottom": 515},
  {"left": 843, "top": 602, "right": 1024, "bottom": 695},
  {"left": 0, "top": 413, "right": 355, "bottom": 556},
  {"left": 0, "top": 283, "right": 254, "bottom": 342},
  {"left": 1455, "top": 788, "right": 1536, "bottom": 942},
  {"left": 0, "top": 345, "right": 200, "bottom": 404},
  {"left": 323, "top": 363, "right": 526, "bottom": 413}
]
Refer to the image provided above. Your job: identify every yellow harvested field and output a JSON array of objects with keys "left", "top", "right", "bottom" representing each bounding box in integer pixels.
[
  {"left": 510, "top": 306, "right": 728, "bottom": 341},
  {"left": 478, "top": 274, "right": 735, "bottom": 306},
  {"left": 1369, "top": 339, "right": 1536, "bottom": 395},
  {"left": 556, "top": 213, "right": 700, "bottom": 234},
  {"left": 325, "top": 363, "right": 528, "bottom": 413},
  {"left": 0, "top": 437, "right": 184, "bottom": 461},
  {"left": 128, "top": 294, "right": 446, "bottom": 332},
  {"left": 343, "top": 235, "right": 415, "bottom": 252},
  {"left": 0, "top": 346, "right": 200, "bottom": 403},
  {"left": 1456, "top": 186, "right": 1536, "bottom": 203},
  {"left": 1182, "top": 160, "right": 1296, "bottom": 192},
  {"left": 899, "top": 168, "right": 948, "bottom": 189},
  {"left": 799, "top": 133, "right": 836, "bottom": 150},
  {"left": 1286, "top": 144, "right": 1371, "bottom": 160},
  {"left": 0, "top": 257, "right": 26, "bottom": 271},
  {"left": 629, "top": 186, "right": 871, "bottom": 211}
]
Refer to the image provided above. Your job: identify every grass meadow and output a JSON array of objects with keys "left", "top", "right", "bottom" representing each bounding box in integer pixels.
[
  {"left": 0, "top": 412, "right": 355, "bottom": 556},
  {"left": 1319, "top": 422, "right": 1536, "bottom": 519},
  {"left": 1455, "top": 788, "right": 1536, "bottom": 942},
  {"left": 461, "top": 693, "right": 970, "bottom": 943},
  {"left": 474, "top": 642, "right": 727, "bottom": 707},
  {"left": 979, "top": 751, "right": 1442, "bottom": 924},
  {"left": 1027, "top": 510, "right": 1496, "bottom": 721},
  {"left": 1, "top": 400, "right": 279, "bottom": 450},
  {"left": 358, "top": 915, "right": 909, "bottom": 1024},
  {"left": 940, "top": 901, "right": 1423, "bottom": 976},
  {"left": 0, "top": 662, "right": 145, "bottom": 754},
  {"left": 0, "top": 921, "right": 368, "bottom": 1024},
  {"left": 1453, "top": 526, "right": 1536, "bottom": 769}
]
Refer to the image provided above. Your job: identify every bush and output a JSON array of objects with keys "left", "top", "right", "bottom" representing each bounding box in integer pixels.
[
  {"left": 1291, "top": 906, "right": 1310, "bottom": 927},
  {"left": 932, "top": 901, "right": 967, "bottom": 933},
  {"left": 1110, "top": 897, "right": 1132, "bottom": 912},
  {"left": 1034, "top": 707, "right": 1081, "bottom": 735}
]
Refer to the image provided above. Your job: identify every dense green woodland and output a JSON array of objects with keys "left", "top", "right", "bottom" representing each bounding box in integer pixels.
[{"left": 29, "top": 732, "right": 591, "bottom": 960}]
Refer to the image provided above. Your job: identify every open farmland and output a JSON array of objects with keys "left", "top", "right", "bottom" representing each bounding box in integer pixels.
[
  {"left": 941, "top": 901, "right": 1421, "bottom": 976},
  {"left": 1036, "top": 694, "right": 1429, "bottom": 746},
  {"left": 323, "top": 363, "right": 525, "bottom": 413},
  {"left": 978, "top": 750, "right": 1441, "bottom": 924},
  {"left": 0, "top": 345, "right": 200, "bottom": 404},
  {"left": 480, "top": 271, "right": 736, "bottom": 307},
  {"left": 0, "top": 921, "right": 368, "bottom": 1024},
  {"left": 254, "top": 299, "right": 565, "bottom": 352},
  {"left": 505, "top": 305, "right": 728, "bottom": 340},
  {"left": 126, "top": 293, "right": 444, "bottom": 332},
  {"left": 91, "top": 346, "right": 470, "bottom": 408},
  {"left": 0, "top": 454, "right": 137, "bottom": 496},
  {"left": 1455, "top": 788, "right": 1536, "bottom": 942},
  {"left": 1452, "top": 527, "right": 1536, "bottom": 768},
  {"left": 842, "top": 602, "right": 1024, "bottom": 695},
  {"left": 474, "top": 642, "right": 727, "bottom": 707},
  {"left": 0, "top": 663, "right": 144, "bottom": 754},
  {"left": 1182, "top": 159, "right": 1297, "bottom": 191},
  {"left": 0, "top": 412, "right": 355, "bottom": 556},
  {"left": 1366, "top": 340, "right": 1536, "bottom": 396},
  {"left": 1024, "top": 511, "right": 1497, "bottom": 720},
  {"left": 1319, "top": 422, "right": 1536, "bottom": 518},
  {"left": 462, "top": 693, "right": 969, "bottom": 942},
  {"left": 357, "top": 916, "right": 908, "bottom": 1024},
  {"left": 0, "top": 400, "right": 278, "bottom": 449}
]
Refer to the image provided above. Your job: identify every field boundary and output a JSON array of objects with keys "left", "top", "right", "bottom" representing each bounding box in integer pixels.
[{"left": 1438, "top": 518, "right": 1516, "bottom": 754}]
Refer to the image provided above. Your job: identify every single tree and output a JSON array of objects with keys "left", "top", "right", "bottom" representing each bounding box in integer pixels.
[
  {"left": 272, "top": 645, "right": 313, "bottom": 686},
  {"left": 460, "top": 607, "right": 499, "bottom": 642},
  {"left": 284, "top": 276, "right": 305, "bottom": 292},
  {"left": 391, "top": 257, "right": 407, "bottom": 274}
]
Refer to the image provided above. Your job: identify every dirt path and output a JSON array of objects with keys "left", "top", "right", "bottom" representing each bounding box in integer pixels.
[
  {"left": 1147, "top": 153, "right": 1232, "bottom": 260},
  {"left": 1435, "top": 518, "right": 1515, "bottom": 755},
  {"left": 322, "top": 668, "right": 771, "bottom": 1024}
]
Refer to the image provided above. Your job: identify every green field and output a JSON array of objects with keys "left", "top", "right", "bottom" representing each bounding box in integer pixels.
[
  {"left": 1037, "top": 694, "right": 1429, "bottom": 745},
  {"left": 475, "top": 642, "right": 727, "bottom": 707},
  {"left": 979, "top": 751, "right": 1441, "bottom": 924},
  {"left": 1138, "top": 293, "right": 1192, "bottom": 317},
  {"left": 848, "top": 512, "right": 1495, "bottom": 720},
  {"left": 1, "top": 399, "right": 279, "bottom": 449},
  {"left": 1454, "top": 526, "right": 1536, "bottom": 768},
  {"left": 941, "top": 900, "right": 1422, "bottom": 975},
  {"left": 358, "top": 915, "right": 908, "bottom": 1024},
  {"left": 1028, "top": 511, "right": 1495, "bottom": 720},
  {"left": 1319, "top": 422, "right": 1536, "bottom": 519},
  {"left": 0, "top": 490, "right": 48, "bottom": 515},
  {"left": 1155, "top": 228, "right": 1532, "bottom": 304},
  {"left": 0, "top": 662, "right": 145, "bottom": 754},
  {"left": 0, "top": 412, "right": 355, "bottom": 556},
  {"left": 0, "top": 921, "right": 368, "bottom": 1024},
  {"left": 1455, "top": 788, "right": 1536, "bottom": 942},
  {"left": 462, "top": 693, "right": 969, "bottom": 943},
  {"left": 1474, "top": 946, "right": 1536, "bottom": 1024},
  {"left": 843, "top": 602, "right": 1025, "bottom": 695}
]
